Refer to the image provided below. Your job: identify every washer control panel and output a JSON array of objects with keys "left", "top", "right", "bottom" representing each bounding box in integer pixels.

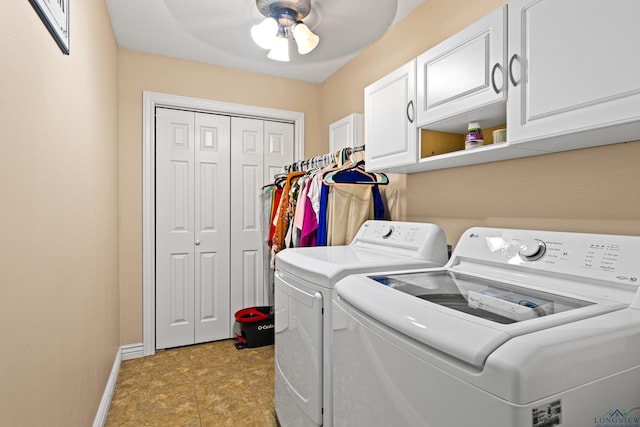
[
  {"left": 518, "top": 239, "right": 547, "bottom": 261},
  {"left": 456, "top": 227, "right": 640, "bottom": 291}
]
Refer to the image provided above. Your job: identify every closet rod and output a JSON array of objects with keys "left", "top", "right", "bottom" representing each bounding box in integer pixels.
[{"left": 284, "top": 145, "right": 365, "bottom": 173}]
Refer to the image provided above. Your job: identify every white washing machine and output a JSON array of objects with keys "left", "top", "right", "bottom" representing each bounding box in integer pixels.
[
  {"left": 332, "top": 227, "right": 640, "bottom": 427},
  {"left": 274, "top": 220, "right": 449, "bottom": 427}
]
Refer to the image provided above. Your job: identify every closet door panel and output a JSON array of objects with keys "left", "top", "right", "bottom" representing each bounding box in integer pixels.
[
  {"left": 241, "top": 250, "right": 259, "bottom": 306},
  {"left": 264, "top": 121, "right": 294, "bottom": 184},
  {"left": 194, "top": 113, "right": 231, "bottom": 344},
  {"left": 198, "top": 252, "right": 217, "bottom": 321},
  {"left": 156, "top": 108, "right": 196, "bottom": 349},
  {"left": 240, "top": 163, "right": 260, "bottom": 307},
  {"left": 262, "top": 121, "right": 294, "bottom": 305},
  {"left": 169, "top": 253, "right": 191, "bottom": 326},
  {"left": 231, "top": 117, "right": 265, "bottom": 317}
]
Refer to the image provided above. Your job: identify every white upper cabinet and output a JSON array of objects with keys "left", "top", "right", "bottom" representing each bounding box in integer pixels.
[
  {"left": 364, "top": 1, "right": 640, "bottom": 173},
  {"left": 364, "top": 59, "right": 418, "bottom": 170},
  {"left": 507, "top": 0, "right": 640, "bottom": 150},
  {"left": 329, "top": 113, "right": 363, "bottom": 152},
  {"left": 417, "top": 5, "right": 507, "bottom": 130}
]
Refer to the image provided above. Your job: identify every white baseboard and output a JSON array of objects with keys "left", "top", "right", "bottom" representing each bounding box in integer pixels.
[
  {"left": 92, "top": 347, "right": 121, "bottom": 427},
  {"left": 121, "top": 342, "right": 144, "bottom": 360},
  {"left": 93, "top": 343, "right": 144, "bottom": 427}
]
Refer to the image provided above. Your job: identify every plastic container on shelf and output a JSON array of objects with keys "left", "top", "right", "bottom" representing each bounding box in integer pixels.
[
  {"left": 493, "top": 128, "right": 507, "bottom": 144},
  {"left": 465, "top": 122, "right": 484, "bottom": 150}
]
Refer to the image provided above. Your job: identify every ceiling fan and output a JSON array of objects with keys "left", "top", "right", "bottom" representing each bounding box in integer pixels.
[{"left": 250, "top": 0, "right": 320, "bottom": 62}]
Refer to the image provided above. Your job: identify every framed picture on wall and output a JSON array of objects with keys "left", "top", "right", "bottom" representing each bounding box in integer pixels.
[{"left": 29, "top": 0, "right": 69, "bottom": 54}]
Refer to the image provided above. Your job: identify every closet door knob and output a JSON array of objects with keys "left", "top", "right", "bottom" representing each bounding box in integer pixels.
[{"left": 195, "top": 240, "right": 201, "bottom": 246}]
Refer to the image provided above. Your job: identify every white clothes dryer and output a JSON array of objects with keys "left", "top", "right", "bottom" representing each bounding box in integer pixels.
[
  {"left": 274, "top": 220, "right": 449, "bottom": 427},
  {"left": 332, "top": 227, "right": 640, "bottom": 427}
]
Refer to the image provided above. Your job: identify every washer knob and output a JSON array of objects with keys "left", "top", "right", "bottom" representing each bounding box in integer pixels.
[
  {"left": 380, "top": 225, "right": 394, "bottom": 238},
  {"left": 519, "top": 239, "right": 546, "bottom": 261}
]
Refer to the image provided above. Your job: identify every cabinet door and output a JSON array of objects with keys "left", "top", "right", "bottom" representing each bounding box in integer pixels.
[
  {"left": 507, "top": 0, "right": 640, "bottom": 146},
  {"left": 365, "top": 59, "right": 417, "bottom": 171},
  {"left": 416, "top": 5, "right": 507, "bottom": 128},
  {"left": 329, "top": 113, "right": 363, "bottom": 153}
]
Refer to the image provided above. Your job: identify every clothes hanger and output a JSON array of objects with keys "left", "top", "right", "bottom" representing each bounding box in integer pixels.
[
  {"left": 323, "top": 163, "right": 388, "bottom": 185},
  {"left": 350, "top": 148, "right": 389, "bottom": 185},
  {"left": 274, "top": 173, "right": 288, "bottom": 187},
  {"left": 322, "top": 148, "right": 388, "bottom": 185}
]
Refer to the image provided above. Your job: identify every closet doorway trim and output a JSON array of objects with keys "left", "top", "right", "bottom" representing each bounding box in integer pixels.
[{"left": 142, "top": 91, "right": 305, "bottom": 356}]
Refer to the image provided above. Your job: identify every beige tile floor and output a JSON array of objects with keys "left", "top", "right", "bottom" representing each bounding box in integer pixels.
[{"left": 105, "top": 339, "right": 277, "bottom": 427}]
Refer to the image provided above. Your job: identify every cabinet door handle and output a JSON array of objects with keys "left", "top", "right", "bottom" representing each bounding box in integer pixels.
[
  {"left": 491, "top": 63, "right": 504, "bottom": 94},
  {"left": 509, "top": 54, "right": 521, "bottom": 87},
  {"left": 406, "top": 100, "right": 414, "bottom": 123}
]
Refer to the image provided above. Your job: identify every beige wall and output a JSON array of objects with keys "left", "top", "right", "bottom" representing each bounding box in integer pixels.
[
  {"left": 117, "top": 50, "right": 323, "bottom": 343},
  {"left": 0, "top": 1, "right": 119, "bottom": 426},
  {"left": 322, "top": 0, "right": 640, "bottom": 245}
]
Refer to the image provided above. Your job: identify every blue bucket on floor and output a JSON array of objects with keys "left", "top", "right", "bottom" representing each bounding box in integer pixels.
[{"left": 233, "top": 306, "right": 274, "bottom": 349}]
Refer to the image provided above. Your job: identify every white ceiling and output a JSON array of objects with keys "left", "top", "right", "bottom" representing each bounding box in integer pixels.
[{"left": 106, "top": 0, "right": 424, "bottom": 83}]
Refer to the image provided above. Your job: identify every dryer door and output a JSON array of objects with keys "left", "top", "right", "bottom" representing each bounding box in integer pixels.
[{"left": 274, "top": 270, "right": 323, "bottom": 426}]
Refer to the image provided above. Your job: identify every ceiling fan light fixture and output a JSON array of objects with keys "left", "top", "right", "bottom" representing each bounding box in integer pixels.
[
  {"left": 252, "top": 0, "right": 318, "bottom": 61},
  {"left": 251, "top": 16, "right": 278, "bottom": 49},
  {"left": 292, "top": 21, "right": 319, "bottom": 54},
  {"left": 267, "top": 28, "right": 290, "bottom": 62}
]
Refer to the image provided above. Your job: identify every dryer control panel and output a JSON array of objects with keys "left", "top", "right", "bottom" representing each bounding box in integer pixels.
[{"left": 351, "top": 221, "right": 449, "bottom": 264}]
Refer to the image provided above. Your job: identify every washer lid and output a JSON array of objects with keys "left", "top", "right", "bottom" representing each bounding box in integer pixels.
[
  {"left": 335, "top": 271, "right": 625, "bottom": 367},
  {"left": 276, "top": 245, "right": 440, "bottom": 288},
  {"left": 372, "top": 271, "right": 595, "bottom": 323}
]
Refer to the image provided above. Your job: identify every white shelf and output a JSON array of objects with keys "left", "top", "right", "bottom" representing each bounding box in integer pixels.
[{"left": 381, "top": 142, "right": 544, "bottom": 173}]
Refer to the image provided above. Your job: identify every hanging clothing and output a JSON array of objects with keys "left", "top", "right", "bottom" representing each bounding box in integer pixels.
[
  {"left": 299, "top": 195, "right": 318, "bottom": 247},
  {"left": 268, "top": 186, "right": 283, "bottom": 248},
  {"left": 316, "top": 178, "right": 331, "bottom": 246},
  {"left": 306, "top": 171, "right": 323, "bottom": 220},
  {"left": 260, "top": 185, "right": 276, "bottom": 306},
  {"left": 272, "top": 171, "right": 305, "bottom": 254},
  {"left": 270, "top": 146, "right": 388, "bottom": 251},
  {"left": 324, "top": 170, "right": 385, "bottom": 246},
  {"left": 292, "top": 176, "right": 311, "bottom": 244}
]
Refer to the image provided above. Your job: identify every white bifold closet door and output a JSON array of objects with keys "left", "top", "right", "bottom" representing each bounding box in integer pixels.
[
  {"left": 156, "top": 108, "right": 293, "bottom": 350},
  {"left": 156, "top": 108, "right": 231, "bottom": 349},
  {"left": 230, "top": 118, "right": 294, "bottom": 316}
]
